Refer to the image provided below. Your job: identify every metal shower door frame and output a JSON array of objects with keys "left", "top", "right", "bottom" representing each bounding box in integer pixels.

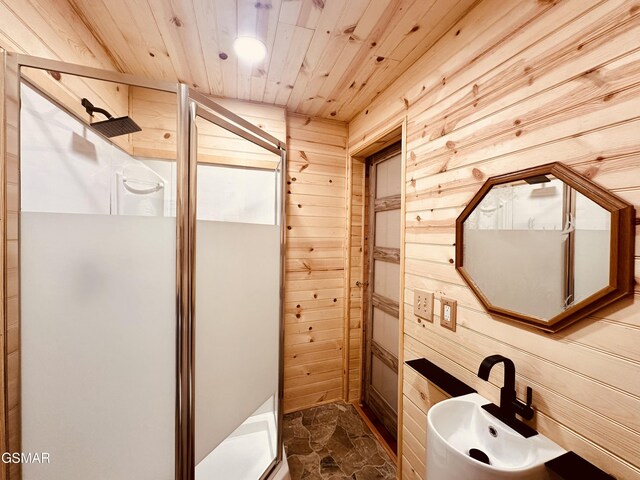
[
  {"left": 0, "top": 50, "right": 287, "bottom": 480},
  {"left": 185, "top": 88, "right": 287, "bottom": 480}
]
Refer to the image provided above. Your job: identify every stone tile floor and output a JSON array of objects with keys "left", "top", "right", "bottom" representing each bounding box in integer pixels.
[{"left": 283, "top": 401, "right": 396, "bottom": 480}]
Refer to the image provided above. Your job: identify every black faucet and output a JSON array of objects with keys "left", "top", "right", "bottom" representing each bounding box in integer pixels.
[{"left": 477, "top": 354, "right": 534, "bottom": 421}]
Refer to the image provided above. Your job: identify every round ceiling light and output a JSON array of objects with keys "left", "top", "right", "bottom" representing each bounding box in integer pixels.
[{"left": 233, "top": 36, "right": 267, "bottom": 63}]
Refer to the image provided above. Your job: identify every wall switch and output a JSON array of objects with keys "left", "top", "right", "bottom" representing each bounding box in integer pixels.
[
  {"left": 414, "top": 289, "right": 434, "bottom": 322},
  {"left": 440, "top": 297, "right": 457, "bottom": 331}
]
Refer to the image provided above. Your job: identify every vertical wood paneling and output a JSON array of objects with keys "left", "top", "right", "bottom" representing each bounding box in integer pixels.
[
  {"left": 349, "top": 1, "right": 640, "bottom": 478},
  {"left": 284, "top": 114, "right": 348, "bottom": 413},
  {"left": 0, "top": 49, "right": 7, "bottom": 480},
  {"left": 348, "top": 159, "right": 365, "bottom": 401},
  {"left": 1, "top": 50, "right": 21, "bottom": 480},
  {"left": 397, "top": 119, "right": 408, "bottom": 477}
]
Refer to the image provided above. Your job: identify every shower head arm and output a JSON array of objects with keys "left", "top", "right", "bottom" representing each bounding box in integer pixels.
[{"left": 81, "top": 98, "right": 113, "bottom": 119}]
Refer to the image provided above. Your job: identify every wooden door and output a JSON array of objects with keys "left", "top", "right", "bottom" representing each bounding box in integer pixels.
[{"left": 363, "top": 143, "right": 401, "bottom": 439}]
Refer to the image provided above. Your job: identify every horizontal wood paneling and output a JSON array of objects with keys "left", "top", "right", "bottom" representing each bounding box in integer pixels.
[
  {"left": 400, "top": 365, "right": 449, "bottom": 480},
  {"left": 0, "top": 0, "right": 131, "bottom": 152},
  {"left": 130, "top": 87, "right": 285, "bottom": 166},
  {"left": 348, "top": 0, "right": 640, "bottom": 478},
  {"left": 283, "top": 113, "right": 348, "bottom": 413}
]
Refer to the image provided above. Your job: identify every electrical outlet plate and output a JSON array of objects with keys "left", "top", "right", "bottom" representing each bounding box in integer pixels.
[
  {"left": 440, "top": 297, "right": 457, "bottom": 331},
  {"left": 414, "top": 289, "right": 434, "bottom": 322}
]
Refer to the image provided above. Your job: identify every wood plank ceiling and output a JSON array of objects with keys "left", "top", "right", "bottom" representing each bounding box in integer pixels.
[{"left": 65, "top": 0, "right": 478, "bottom": 121}]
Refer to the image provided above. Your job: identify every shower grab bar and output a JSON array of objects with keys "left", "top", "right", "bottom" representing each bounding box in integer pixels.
[{"left": 122, "top": 177, "right": 164, "bottom": 195}]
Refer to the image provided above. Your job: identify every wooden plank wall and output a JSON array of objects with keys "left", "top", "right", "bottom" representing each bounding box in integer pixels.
[
  {"left": 0, "top": 49, "right": 8, "bottom": 480},
  {"left": 284, "top": 114, "right": 348, "bottom": 413},
  {"left": 401, "top": 366, "right": 450, "bottom": 479},
  {"left": 347, "top": 159, "right": 366, "bottom": 402},
  {"left": 0, "top": 0, "right": 131, "bottom": 152},
  {"left": 1, "top": 50, "right": 20, "bottom": 480},
  {"left": 129, "top": 87, "right": 286, "bottom": 168},
  {"left": 348, "top": 1, "right": 640, "bottom": 478},
  {"left": 0, "top": 49, "right": 5, "bottom": 480}
]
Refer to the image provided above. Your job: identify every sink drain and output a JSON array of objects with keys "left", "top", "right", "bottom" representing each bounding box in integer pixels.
[{"left": 469, "top": 448, "right": 491, "bottom": 465}]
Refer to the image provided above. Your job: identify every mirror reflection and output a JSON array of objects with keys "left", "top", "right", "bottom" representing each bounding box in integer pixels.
[{"left": 463, "top": 175, "right": 611, "bottom": 321}]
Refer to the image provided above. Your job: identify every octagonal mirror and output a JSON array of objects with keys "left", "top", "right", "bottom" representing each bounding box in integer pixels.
[{"left": 456, "top": 162, "right": 635, "bottom": 332}]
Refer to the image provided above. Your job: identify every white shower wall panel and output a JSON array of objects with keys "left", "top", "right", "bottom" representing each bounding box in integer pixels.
[
  {"left": 21, "top": 213, "right": 176, "bottom": 480},
  {"left": 20, "top": 83, "right": 153, "bottom": 215},
  {"left": 195, "top": 220, "right": 280, "bottom": 463}
]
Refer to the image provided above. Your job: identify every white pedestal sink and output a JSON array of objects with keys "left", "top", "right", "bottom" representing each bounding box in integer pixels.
[{"left": 427, "top": 393, "right": 565, "bottom": 480}]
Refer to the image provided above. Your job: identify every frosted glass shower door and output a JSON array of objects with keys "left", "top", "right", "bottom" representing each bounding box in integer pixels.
[
  {"left": 192, "top": 110, "right": 283, "bottom": 480},
  {"left": 19, "top": 80, "right": 177, "bottom": 480}
]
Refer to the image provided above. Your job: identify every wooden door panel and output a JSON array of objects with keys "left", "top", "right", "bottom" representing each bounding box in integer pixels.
[
  {"left": 373, "top": 307, "right": 399, "bottom": 357},
  {"left": 373, "top": 260, "right": 400, "bottom": 303},
  {"left": 373, "top": 246, "right": 401, "bottom": 263},
  {"left": 363, "top": 143, "right": 402, "bottom": 440},
  {"left": 372, "top": 355, "right": 399, "bottom": 411},
  {"left": 375, "top": 155, "right": 402, "bottom": 198},
  {"left": 375, "top": 209, "right": 402, "bottom": 249},
  {"left": 374, "top": 194, "right": 401, "bottom": 212}
]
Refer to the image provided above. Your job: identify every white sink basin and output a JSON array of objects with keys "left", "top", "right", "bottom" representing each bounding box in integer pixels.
[{"left": 427, "top": 393, "right": 565, "bottom": 480}]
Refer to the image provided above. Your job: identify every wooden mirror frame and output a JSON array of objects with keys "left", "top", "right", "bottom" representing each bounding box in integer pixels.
[{"left": 455, "top": 162, "right": 635, "bottom": 332}]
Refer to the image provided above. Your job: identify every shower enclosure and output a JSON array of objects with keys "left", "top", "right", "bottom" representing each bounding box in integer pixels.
[{"left": 0, "top": 50, "right": 286, "bottom": 480}]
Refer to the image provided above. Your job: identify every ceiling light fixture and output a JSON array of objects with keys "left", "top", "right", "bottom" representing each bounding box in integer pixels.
[{"left": 233, "top": 36, "right": 267, "bottom": 63}]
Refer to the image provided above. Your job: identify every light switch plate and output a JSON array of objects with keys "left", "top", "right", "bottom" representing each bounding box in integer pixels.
[
  {"left": 414, "top": 289, "right": 434, "bottom": 322},
  {"left": 440, "top": 297, "right": 457, "bottom": 331}
]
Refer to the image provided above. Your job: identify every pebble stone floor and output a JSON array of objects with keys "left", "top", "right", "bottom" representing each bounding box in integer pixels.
[{"left": 283, "top": 401, "right": 396, "bottom": 480}]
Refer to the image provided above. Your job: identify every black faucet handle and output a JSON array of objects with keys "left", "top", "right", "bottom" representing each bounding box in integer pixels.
[
  {"left": 525, "top": 386, "right": 532, "bottom": 407},
  {"left": 513, "top": 386, "right": 535, "bottom": 421}
]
